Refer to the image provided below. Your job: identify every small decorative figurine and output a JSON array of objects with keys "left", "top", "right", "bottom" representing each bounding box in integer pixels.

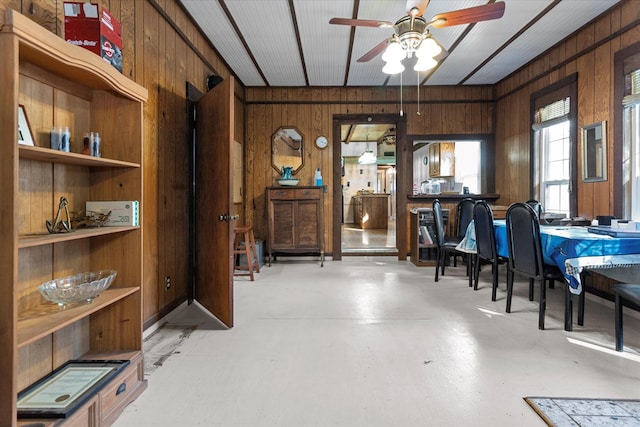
[{"left": 46, "top": 196, "right": 72, "bottom": 233}]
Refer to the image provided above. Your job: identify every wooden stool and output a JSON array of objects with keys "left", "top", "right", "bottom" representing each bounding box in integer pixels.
[
  {"left": 613, "top": 284, "right": 640, "bottom": 351},
  {"left": 233, "top": 226, "right": 260, "bottom": 281}
]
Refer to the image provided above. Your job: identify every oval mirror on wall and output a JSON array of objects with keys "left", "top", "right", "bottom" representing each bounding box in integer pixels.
[{"left": 272, "top": 126, "right": 304, "bottom": 175}]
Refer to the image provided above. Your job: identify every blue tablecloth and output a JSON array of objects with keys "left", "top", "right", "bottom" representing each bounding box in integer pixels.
[{"left": 493, "top": 220, "right": 640, "bottom": 294}]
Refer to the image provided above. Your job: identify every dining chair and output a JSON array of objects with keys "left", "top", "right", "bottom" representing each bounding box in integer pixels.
[
  {"left": 473, "top": 201, "right": 506, "bottom": 301},
  {"left": 454, "top": 198, "right": 476, "bottom": 274},
  {"left": 432, "top": 199, "right": 463, "bottom": 282},
  {"left": 505, "top": 202, "right": 565, "bottom": 330}
]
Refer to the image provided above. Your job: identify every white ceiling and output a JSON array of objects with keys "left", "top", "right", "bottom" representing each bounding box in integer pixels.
[{"left": 179, "top": 0, "right": 621, "bottom": 87}]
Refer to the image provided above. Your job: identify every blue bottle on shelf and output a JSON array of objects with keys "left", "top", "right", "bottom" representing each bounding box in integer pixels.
[{"left": 314, "top": 168, "right": 322, "bottom": 187}]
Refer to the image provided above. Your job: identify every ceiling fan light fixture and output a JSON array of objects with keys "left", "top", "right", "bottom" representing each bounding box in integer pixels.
[
  {"left": 382, "top": 60, "right": 405, "bottom": 75},
  {"left": 416, "top": 36, "right": 442, "bottom": 58},
  {"left": 382, "top": 40, "right": 405, "bottom": 63},
  {"left": 414, "top": 56, "right": 437, "bottom": 71}
]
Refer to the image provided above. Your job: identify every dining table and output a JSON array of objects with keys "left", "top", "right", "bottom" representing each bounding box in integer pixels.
[{"left": 491, "top": 220, "right": 640, "bottom": 331}]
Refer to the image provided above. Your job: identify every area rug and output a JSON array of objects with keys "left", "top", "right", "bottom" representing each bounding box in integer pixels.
[{"left": 525, "top": 396, "right": 640, "bottom": 426}]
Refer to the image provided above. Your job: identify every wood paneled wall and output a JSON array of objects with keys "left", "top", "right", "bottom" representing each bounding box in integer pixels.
[
  {"left": 494, "top": 0, "right": 640, "bottom": 218},
  {"left": 244, "top": 86, "right": 494, "bottom": 256},
  {"left": 1, "top": 0, "right": 244, "bottom": 327}
]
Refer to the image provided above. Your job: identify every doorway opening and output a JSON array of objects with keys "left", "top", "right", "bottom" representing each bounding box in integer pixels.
[
  {"left": 332, "top": 114, "right": 407, "bottom": 259},
  {"left": 340, "top": 122, "right": 397, "bottom": 254}
]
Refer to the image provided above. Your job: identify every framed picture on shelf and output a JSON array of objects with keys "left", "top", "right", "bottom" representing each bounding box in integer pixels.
[
  {"left": 17, "top": 359, "right": 130, "bottom": 419},
  {"left": 18, "top": 104, "right": 35, "bottom": 146}
]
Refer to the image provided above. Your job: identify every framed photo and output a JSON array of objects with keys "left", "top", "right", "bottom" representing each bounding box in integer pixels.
[
  {"left": 18, "top": 104, "right": 35, "bottom": 146},
  {"left": 17, "top": 359, "right": 130, "bottom": 419}
]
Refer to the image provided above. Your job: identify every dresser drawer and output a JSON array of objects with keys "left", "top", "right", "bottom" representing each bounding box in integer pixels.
[
  {"left": 269, "top": 188, "right": 295, "bottom": 200},
  {"left": 100, "top": 355, "right": 146, "bottom": 426},
  {"left": 294, "top": 188, "right": 321, "bottom": 199}
]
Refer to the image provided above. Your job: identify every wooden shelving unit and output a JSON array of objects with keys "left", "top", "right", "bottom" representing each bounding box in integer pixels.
[
  {"left": 1, "top": 9, "right": 148, "bottom": 426},
  {"left": 410, "top": 208, "right": 449, "bottom": 267}
]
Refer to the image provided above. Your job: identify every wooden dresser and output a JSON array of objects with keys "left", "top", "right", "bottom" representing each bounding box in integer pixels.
[{"left": 266, "top": 186, "right": 324, "bottom": 266}]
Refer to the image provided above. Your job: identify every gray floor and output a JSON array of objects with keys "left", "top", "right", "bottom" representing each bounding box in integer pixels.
[{"left": 115, "top": 257, "right": 640, "bottom": 427}]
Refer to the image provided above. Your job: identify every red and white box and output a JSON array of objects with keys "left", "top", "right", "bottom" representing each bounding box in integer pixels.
[{"left": 64, "top": 2, "right": 123, "bottom": 72}]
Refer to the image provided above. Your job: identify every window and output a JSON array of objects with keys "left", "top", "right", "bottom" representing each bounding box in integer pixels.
[
  {"left": 532, "top": 97, "right": 572, "bottom": 216},
  {"left": 539, "top": 121, "right": 571, "bottom": 215},
  {"left": 623, "top": 69, "right": 640, "bottom": 220}
]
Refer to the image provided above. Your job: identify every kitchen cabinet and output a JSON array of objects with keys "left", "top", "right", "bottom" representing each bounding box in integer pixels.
[
  {"left": 353, "top": 194, "right": 389, "bottom": 229},
  {"left": 267, "top": 187, "right": 324, "bottom": 266},
  {"left": 1, "top": 10, "right": 147, "bottom": 426},
  {"left": 428, "top": 142, "right": 455, "bottom": 177}
]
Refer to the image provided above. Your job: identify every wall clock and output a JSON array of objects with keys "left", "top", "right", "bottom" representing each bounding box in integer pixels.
[{"left": 315, "top": 135, "right": 328, "bottom": 149}]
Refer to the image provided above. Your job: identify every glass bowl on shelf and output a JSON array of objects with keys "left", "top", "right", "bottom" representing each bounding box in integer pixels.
[{"left": 38, "top": 270, "right": 117, "bottom": 309}]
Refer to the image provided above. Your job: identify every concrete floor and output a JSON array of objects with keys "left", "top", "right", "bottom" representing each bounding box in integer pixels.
[{"left": 115, "top": 257, "right": 640, "bottom": 427}]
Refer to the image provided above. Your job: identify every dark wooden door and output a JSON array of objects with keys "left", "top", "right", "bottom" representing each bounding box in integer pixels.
[{"left": 194, "top": 77, "right": 235, "bottom": 327}]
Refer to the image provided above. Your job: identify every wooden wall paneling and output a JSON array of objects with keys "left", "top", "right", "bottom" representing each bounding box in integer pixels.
[
  {"left": 116, "top": 0, "right": 136, "bottom": 88},
  {"left": 167, "top": 0, "right": 181, "bottom": 308},
  {"left": 519, "top": 89, "right": 531, "bottom": 203},
  {"left": 593, "top": 42, "right": 613, "bottom": 217},
  {"left": 577, "top": 51, "right": 595, "bottom": 217},
  {"left": 0, "top": 0, "right": 20, "bottom": 15},
  {"left": 500, "top": 95, "right": 520, "bottom": 205},
  {"left": 322, "top": 102, "right": 333, "bottom": 251},
  {"left": 157, "top": 6, "right": 169, "bottom": 308},
  {"left": 621, "top": 22, "right": 640, "bottom": 48},
  {"left": 620, "top": 0, "right": 640, "bottom": 29},
  {"left": 143, "top": 0, "right": 160, "bottom": 322},
  {"left": 174, "top": 34, "right": 189, "bottom": 306},
  {"left": 14, "top": 0, "right": 58, "bottom": 32}
]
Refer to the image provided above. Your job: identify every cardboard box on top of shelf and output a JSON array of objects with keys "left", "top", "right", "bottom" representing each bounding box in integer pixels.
[{"left": 63, "top": 2, "right": 123, "bottom": 72}]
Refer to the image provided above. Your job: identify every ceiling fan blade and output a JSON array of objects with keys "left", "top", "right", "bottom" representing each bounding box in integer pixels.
[
  {"left": 329, "top": 17, "right": 393, "bottom": 28},
  {"left": 357, "top": 39, "right": 388, "bottom": 62},
  {"left": 429, "top": 2, "right": 505, "bottom": 28},
  {"left": 406, "top": 0, "right": 430, "bottom": 17}
]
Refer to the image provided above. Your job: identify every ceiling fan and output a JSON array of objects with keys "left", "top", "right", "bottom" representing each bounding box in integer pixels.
[{"left": 329, "top": 0, "right": 505, "bottom": 73}]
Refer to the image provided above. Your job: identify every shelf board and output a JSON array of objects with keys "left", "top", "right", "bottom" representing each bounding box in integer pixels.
[
  {"left": 19, "top": 145, "right": 140, "bottom": 168},
  {"left": 19, "top": 226, "right": 139, "bottom": 248},
  {"left": 18, "top": 287, "right": 140, "bottom": 348}
]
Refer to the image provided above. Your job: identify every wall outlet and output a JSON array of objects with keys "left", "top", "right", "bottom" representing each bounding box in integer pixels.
[{"left": 164, "top": 276, "right": 171, "bottom": 290}]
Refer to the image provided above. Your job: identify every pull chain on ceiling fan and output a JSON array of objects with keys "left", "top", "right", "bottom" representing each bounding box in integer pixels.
[{"left": 330, "top": 0, "right": 506, "bottom": 74}]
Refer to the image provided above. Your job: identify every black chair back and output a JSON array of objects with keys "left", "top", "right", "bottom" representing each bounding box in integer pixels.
[
  {"left": 473, "top": 201, "right": 497, "bottom": 262},
  {"left": 506, "top": 202, "right": 543, "bottom": 279},
  {"left": 456, "top": 198, "right": 476, "bottom": 240},
  {"left": 432, "top": 199, "right": 446, "bottom": 247}
]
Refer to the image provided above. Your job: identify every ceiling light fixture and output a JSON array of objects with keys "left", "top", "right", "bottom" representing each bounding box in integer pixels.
[
  {"left": 381, "top": 7, "right": 443, "bottom": 75},
  {"left": 382, "top": 31, "right": 442, "bottom": 74},
  {"left": 358, "top": 133, "right": 377, "bottom": 165}
]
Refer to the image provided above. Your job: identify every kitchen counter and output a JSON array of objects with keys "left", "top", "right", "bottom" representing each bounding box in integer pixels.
[
  {"left": 353, "top": 193, "right": 390, "bottom": 229},
  {"left": 407, "top": 193, "right": 500, "bottom": 203}
]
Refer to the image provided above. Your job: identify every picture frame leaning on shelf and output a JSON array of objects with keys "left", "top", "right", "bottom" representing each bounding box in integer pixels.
[{"left": 18, "top": 104, "right": 35, "bottom": 146}]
